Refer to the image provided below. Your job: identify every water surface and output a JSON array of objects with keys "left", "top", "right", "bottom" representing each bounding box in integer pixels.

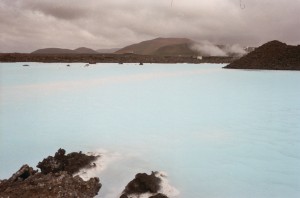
[{"left": 0, "top": 63, "right": 299, "bottom": 198}]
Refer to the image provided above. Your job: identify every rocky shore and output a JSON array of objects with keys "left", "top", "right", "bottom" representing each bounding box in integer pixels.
[
  {"left": 0, "top": 53, "right": 236, "bottom": 64},
  {"left": 0, "top": 149, "right": 101, "bottom": 198},
  {"left": 37, "top": 148, "right": 98, "bottom": 175},
  {"left": 224, "top": 40, "right": 300, "bottom": 70},
  {"left": 0, "top": 149, "right": 169, "bottom": 198}
]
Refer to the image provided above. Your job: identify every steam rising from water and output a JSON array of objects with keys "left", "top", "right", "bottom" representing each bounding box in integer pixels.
[
  {"left": 190, "top": 41, "right": 246, "bottom": 56},
  {"left": 75, "top": 150, "right": 180, "bottom": 198},
  {"left": 224, "top": 44, "right": 247, "bottom": 56},
  {"left": 74, "top": 149, "right": 122, "bottom": 181}
]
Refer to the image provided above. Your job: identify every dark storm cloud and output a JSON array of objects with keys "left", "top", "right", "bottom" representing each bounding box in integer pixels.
[
  {"left": 21, "top": 1, "right": 89, "bottom": 20},
  {"left": 0, "top": 0, "right": 299, "bottom": 52}
]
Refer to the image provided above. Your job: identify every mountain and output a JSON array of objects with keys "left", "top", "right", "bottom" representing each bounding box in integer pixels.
[
  {"left": 31, "top": 47, "right": 99, "bottom": 54},
  {"left": 73, "top": 47, "right": 99, "bottom": 54},
  {"left": 96, "top": 48, "right": 120, "bottom": 54},
  {"left": 152, "top": 43, "right": 198, "bottom": 56},
  {"left": 31, "top": 48, "right": 76, "bottom": 54},
  {"left": 115, "top": 37, "right": 193, "bottom": 55},
  {"left": 224, "top": 40, "right": 300, "bottom": 70}
]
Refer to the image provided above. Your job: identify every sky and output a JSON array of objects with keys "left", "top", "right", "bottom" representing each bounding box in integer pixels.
[{"left": 0, "top": 0, "right": 299, "bottom": 52}]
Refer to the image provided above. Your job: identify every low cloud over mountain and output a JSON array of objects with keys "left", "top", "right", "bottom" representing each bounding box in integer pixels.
[{"left": 0, "top": 0, "right": 299, "bottom": 52}]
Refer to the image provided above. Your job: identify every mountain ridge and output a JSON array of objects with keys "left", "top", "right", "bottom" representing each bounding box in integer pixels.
[
  {"left": 115, "top": 37, "right": 193, "bottom": 55},
  {"left": 31, "top": 47, "right": 99, "bottom": 54}
]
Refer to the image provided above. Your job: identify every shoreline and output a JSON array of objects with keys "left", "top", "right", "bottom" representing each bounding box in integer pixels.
[
  {"left": 0, "top": 149, "right": 176, "bottom": 198},
  {"left": 0, "top": 53, "right": 236, "bottom": 64}
]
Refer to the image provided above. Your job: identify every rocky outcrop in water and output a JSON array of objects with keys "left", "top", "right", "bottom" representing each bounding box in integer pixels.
[
  {"left": 0, "top": 149, "right": 101, "bottom": 198},
  {"left": 120, "top": 171, "right": 168, "bottom": 198},
  {"left": 149, "top": 193, "right": 168, "bottom": 198},
  {"left": 224, "top": 40, "right": 300, "bottom": 70},
  {"left": 37, "top": 148, "right": 98, "bottom": 175},
  {"left": 0, "top": 149, "right": 175, "bottom": 198}
]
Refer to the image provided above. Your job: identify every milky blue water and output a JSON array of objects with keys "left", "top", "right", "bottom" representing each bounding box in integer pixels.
[{"left": 0, "top": 63, "right": 300, "bottom": 198}]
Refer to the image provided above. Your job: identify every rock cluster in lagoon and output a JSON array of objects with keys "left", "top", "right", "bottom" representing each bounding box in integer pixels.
[
  {"left": 120, "top": 171, "right": 168, "bottom": 198},
  {"left": 224, "top": 40, "right": 300, "bottom": 70},
  {"left": 0, "top": 149, "right": 170, "bottom": 198},
  {"left": 37, "top": 148, "right": 98, "bottom": 175},
  {"left": 0, "top": 149, "right": 101, "bottom": 198}
]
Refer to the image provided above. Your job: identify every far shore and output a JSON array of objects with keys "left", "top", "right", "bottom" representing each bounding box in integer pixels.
[{"left": 0, "top": 53, "right": 236, "bottom": 64}]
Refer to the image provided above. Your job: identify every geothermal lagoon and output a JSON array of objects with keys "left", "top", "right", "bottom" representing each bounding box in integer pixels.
[{"left": 0, "top": 63, "right": 300, "bottom": 197}]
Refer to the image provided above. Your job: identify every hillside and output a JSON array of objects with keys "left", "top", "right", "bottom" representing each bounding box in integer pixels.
[
  {"left": 224, "top": 40, "right": 300, "bottom": 70},
  {"left": 32, "top": 47, "right": 98, "bottom": 54},
  {"left": 115, "top": 37, "right": 193, "bottom": 55},
  {"left": 74, "top": 47, "right": 99, "bottom": 54},
  {"left": 153, "top": 43, "right": 197, "bottom": 56},
  {"left": 31, "top": 48, "right": 76, "bottom": 54},
  {"left": 96, "top": 48, "right": 120, "bottom": 53}
]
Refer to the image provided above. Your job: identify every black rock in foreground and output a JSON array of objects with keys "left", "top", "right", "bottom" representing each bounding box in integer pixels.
[
  {"left": 0, "top": 149, "right": 101, "bottom": 198},
  {"left": 224, "top": 40, "right": 300, "bottom": 70},
  {"left": 149, "top": 193, "right": 169, "bottom": 198},
  {"left": 37, "top": 148, "right": 98, "bottom": 175},
  {"left": 120, "top": 171, "right": 168, "bottom": 198}
]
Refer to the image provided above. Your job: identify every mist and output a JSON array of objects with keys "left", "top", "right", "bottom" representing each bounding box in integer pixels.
[{"left": 190, "top": 41, "right": 246, "bottom": 57}]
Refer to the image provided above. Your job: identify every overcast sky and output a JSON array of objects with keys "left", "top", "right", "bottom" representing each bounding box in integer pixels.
[{"left": 0, "top": 0, "right": 299, "bottom": 52}]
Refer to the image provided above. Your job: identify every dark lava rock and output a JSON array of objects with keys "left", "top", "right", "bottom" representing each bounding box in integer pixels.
[
  {"left": 0, "top": 53, "right": 235, "bottom": 64},
  {"left": 37, "top": 148, "right": 98, "bottom": 175},
  {"left": 120, "top": 194, "right": 129, "bottom": 198},
  {"left": 7, "top": 164, "right": 37, "bottom": 182},
  {"left": 150, "top": 193, "right": 168, "bottom": 198},
  {"left": 224, "top": 40, "right": 300, "bottom": 70},
  {"left": 0, "top": 168, "right": 101, "bottom": 198},
  {"left": 0, "top": 150, "right": 101, "bottom": 198},
  {"left": 120, "top": 171, "right": 168, "bottom": 198}
]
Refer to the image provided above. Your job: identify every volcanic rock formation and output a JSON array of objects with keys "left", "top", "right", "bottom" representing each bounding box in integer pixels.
[
  {"left": 0, "top": 149, "right": 101, "bottom": 198},
  {"left": 120, "top": 171, "right": 168, "bottom": 198},
  {"left": 225, "top": 40, "right": 300, "bottom": 70}
]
